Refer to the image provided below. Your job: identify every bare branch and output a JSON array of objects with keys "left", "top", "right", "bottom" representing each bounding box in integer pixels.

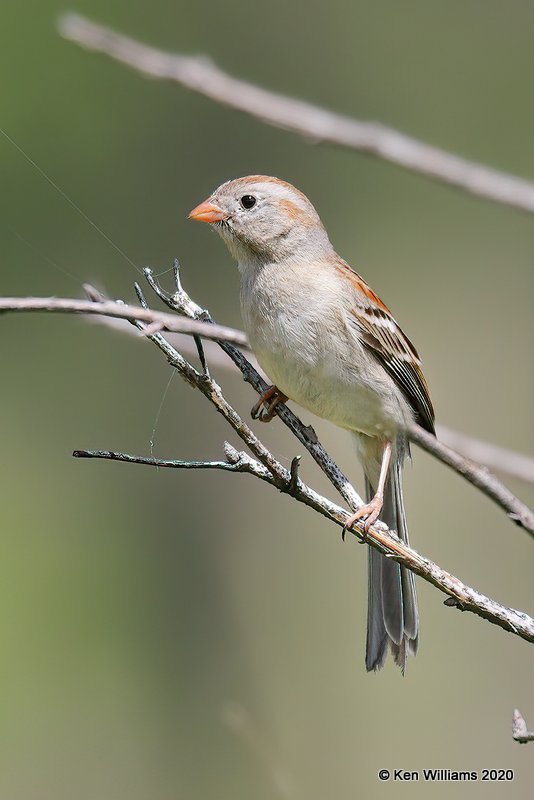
[
  {"left": 146, "top": 263, "right": 365, "bottom": 512},
  {"left": 512, "top": 709, "right": 534, "bottom": 744},
  {"left": 142, "top": 267, "right": 534, "bottom": 537},
  {"left": 6, "top": 269, "right": 528, "bottom": 643},
  {"left": 408, "top": 424, "right": 534, "bottom": 534},
  {"left": 82, "top": 299, "right": 534, "bottom": 488},
  {"left": 72, "top": 449, "right": 241, "bottom": 472},
  {"left": 2, "top": 287, "right": 533, "bottom": 530},
  {"left": 437, "top": 425, "right": 534, "bottom": 486},
  {"left": 73, "top": 436, "right": 534, "bottom": 646},
  {"left": 71, "top": 273, "right": 534, "bottom": 646},
  {"left": 59, "top": 12, "right": 534, "bottom": 214},
  {"left": 0, "top": 295, "right": 248, "bottom": 347},
  {"left": 289, "top": 456, "right": 302, "bottom": 496}
]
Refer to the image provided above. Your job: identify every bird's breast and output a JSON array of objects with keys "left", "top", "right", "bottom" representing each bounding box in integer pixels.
[{"left": 239, "top": 260, "right": 411, "bottom": 437}]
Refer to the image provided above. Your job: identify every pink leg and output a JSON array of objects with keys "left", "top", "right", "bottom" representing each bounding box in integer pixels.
[
  {"left": 251, "top": 385, "right": 288, "bottom": 422},
  {"left": 344, "top": 441, "right": 392, "bottom": 536}
]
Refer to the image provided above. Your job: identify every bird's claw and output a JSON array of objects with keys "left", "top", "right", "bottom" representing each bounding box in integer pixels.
[
  {"left": 250, "top": 386, "right": 288, "bottom": 422},
  {"left": 341, "top": 496, "right": 383, "bottom": 542}
]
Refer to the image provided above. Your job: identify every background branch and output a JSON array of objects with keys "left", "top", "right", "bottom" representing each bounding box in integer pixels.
[
  {"left": 59, "top": 12, "right": 534, "bottom": 215},
  {"left": 407, "top": 424, "right": 534, "bottom": 533},
  {"left": 436, "top": 425, "right": 534, "bottom": 486}
]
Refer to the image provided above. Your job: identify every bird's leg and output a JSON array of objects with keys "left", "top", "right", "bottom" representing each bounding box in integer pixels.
[
  {"left": 343, "top": 440, "right": 392, "bottom": 538},
  {"left": 250, "top": 385, "right": 288, "bottom": 422}
]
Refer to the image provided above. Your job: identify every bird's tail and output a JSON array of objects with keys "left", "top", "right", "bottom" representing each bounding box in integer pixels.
[{"left": 358, "top": 436, "right": 419, "bottom": 673}]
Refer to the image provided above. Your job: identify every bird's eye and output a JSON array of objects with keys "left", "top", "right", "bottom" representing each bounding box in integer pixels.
[{"left": 240, "top": 195, "right": 256, "bottom": 209}]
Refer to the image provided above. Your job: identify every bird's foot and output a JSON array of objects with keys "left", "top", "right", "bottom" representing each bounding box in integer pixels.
[
  {"left": 251, "top": 385, "right": 288, "bottom": 422},
  {"left": 341, "top": 495, "right": 383, "bottom": 541}
]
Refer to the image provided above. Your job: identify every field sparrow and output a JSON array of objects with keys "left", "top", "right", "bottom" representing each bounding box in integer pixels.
[{"left": 189, "top": 176, "right": 435, "bottom": 672}]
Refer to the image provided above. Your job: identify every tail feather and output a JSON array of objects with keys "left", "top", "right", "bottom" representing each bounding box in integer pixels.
[
  {"left": 365, "top": 539, "right": 389, "bottom": 670},
  {"left": 364, "top": 460, "right": 419, "bottom": 673}
]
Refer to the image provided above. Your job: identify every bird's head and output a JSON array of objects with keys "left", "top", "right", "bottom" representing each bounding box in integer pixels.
[{"left": 189, "top": 175, "right": 333, "bottom": 265}]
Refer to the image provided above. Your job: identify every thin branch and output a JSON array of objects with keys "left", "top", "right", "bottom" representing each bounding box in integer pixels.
[
  {"left": 73, "top": 441, "right": 534, "bottom": 645},
  {"left": 142, "top": 264, "right": 363, "bottom": 513},
  {"left": 408, "top": 424, "right": 534, "bottom": 534},
  {"left": 81, "top": 297, "right": 534, "bottom": 488},
  {"left": 0, "top": 295, "right": 248, "bottom": 347},
  {"left": 512, "top": 709, "right": 534, "bottom": 744},
  {"left": 59, "top": 12, "right": 534, "bottom": 215},
  {"left": 2, "top": 288, "right": 533, "bottom": 529},
  {"left": 437, "top": 425, "right": 534, "bottom": 486},
  {"left": 70, "top": 273, "right": 534, "bottom": 645},
  {"left": 72, "top": 449, "right": 239, "bottom": 472},
  {"left": 142, "top": 266, "right": 534, "bottom": 536}
]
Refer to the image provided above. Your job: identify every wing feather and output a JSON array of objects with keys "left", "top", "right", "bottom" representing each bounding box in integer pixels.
[{"left": 336, "top": 260, "right": 435, "bottom": 434}]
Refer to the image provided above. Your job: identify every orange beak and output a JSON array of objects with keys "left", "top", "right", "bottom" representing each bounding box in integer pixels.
[{"left": 188, "top": 199, "right": 229, "bottom": 223}]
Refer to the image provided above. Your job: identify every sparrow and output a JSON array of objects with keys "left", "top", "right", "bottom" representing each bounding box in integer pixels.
[{"left": 189, "top": 175, "right": 435, "bottom": 672}]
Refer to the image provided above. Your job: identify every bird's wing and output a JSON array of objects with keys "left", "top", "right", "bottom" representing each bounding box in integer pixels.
[{"left": 336, "top": 259, "right": 435, "bottom": 434}]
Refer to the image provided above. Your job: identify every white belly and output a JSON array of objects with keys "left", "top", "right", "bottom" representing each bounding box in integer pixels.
[
  {"left": 240, "top": 259, "right": 412, "bottom": 439},
  {"left": 253, "top": 342, "right": 397, "bottom": 437}
]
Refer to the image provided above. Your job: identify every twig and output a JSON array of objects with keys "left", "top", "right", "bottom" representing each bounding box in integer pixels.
[
  {"left": 143, "top": 267, "right": 534, "bottom": 536},
  {"left": 2, "top": 288, "right": 533, "bottom": 529},
  {"left": 408, "top": 424, "right": 534, "bottom": 534},
  {"left": 72, "top": 442, "right": 534, "bottom": 644},
  {"left": 512, "top": 709, "right": 534, "bottom": 744},
  {"left": 70, "top": 272, "right": 534, "bottom": 646},
  {"left": 72, "top": 450, "right": 241, "bottom": 472},
  {"left": 143, "top": 264, "right": 363, "bottom": 512},
  {"left": 289, "top": 456, "right": 301, "bottom": 496},
  {"left": 81, "top": 299, "right": 534, "bottom": 487},
  {"left": 437, "top": 425, "right": 534, "bottom": 486},
  {"left": 0, "top": 295, "right": 248, "bottom": 347},
  {"left": 59, "top": 12, "right": 534, "bottom": 215}
]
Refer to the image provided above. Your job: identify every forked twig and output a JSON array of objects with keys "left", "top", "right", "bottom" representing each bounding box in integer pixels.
[
  {"left": 71, "top": 269, "right": 534, "bottom": 646},
  {"left": 144, "top": 265, "right": 534, "bottom": 537},
  {"left": 1, "top": 285, "right": 532, "bottom": 532}
]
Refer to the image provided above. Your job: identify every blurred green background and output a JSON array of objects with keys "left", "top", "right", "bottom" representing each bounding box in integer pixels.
[{"left": 1, "top": 0, "right": 534, "bottom": 797}]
